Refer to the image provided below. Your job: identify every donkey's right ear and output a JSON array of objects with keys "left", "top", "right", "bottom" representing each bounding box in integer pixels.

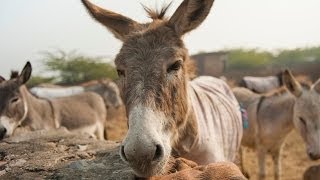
[
  {"left": 19, "top": 61, "right": 32, "bottom": 85},
  {"left": 312, "top": 78, "right": 320, "bottom": 94},
  {"left": 283, "top": 69, "right": 302, "bottom": 97},
  {"left": 81, "top": 0, "right": 140, "bottom": 41}
]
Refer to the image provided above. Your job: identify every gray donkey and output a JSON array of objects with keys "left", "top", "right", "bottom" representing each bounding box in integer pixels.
[
  {"left": 234, "top": 69, "right": 320, "bottom": 180},
  {"left": 0, "top": 62, "right": 107, "bottom": 140}
]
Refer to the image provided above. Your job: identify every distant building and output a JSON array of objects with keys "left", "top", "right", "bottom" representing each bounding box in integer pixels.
[{"left": 191, "top": 52, "right": 228, "bottom": 77}]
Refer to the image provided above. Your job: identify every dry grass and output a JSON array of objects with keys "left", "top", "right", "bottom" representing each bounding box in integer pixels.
[{"left": 242, "top": 131, "right": 320, "bottom": 180}]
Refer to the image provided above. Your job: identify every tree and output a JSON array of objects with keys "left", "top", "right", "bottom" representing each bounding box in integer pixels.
[
  {"left": 274, "top": 47, "right": 320, "bottom": 67},
  {"left": 227, "top": 49, "right": 274, "bottom": 70},
  {"left": 27, "top": 76, "right": 55, "bottom": 88},
  {"left": 41, "top": 50, "right": 117, "bottom": 85}
]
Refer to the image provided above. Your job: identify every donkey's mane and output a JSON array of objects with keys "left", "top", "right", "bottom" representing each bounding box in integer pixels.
[
  {"left": 142, "top": 3, "right": 172, "bottom": 20},
  {"left": 300, "top": 82, "right": 312, "bottom": 90},
  {"left": 263, "top": 86, "right": 287, "bottom": 98},
  {"left": 10, "top": 71, "right": 19, "bottom": 79}
]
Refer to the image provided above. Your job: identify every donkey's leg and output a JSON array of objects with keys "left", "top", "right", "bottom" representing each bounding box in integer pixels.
[
  {"left": 95, "top": 121, "right": 105, "bottom": 140},
  {"left": 271, "top": 148, "right": 281, "bottom": 180},
  {"left": 257, "top": 147, "right": 266, "bottom": 180}
]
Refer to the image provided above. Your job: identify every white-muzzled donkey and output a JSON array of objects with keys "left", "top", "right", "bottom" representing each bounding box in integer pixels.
[
  {"left": 0, "top": 62, "right": 107, "bottom": 140},
  {"left": 81, "top": 0, "right": 243, "bottom": 178}
]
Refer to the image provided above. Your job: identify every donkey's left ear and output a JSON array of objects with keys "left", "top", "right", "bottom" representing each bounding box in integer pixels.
[
  {"left": 169, "top": 0, "right": 215, "bottom": 36},
  {"left": 19, "top": 61, "right": 32, "bottom": 84},
  {"left": 312, "top": 79, "right": 320, "bottom": 94}
]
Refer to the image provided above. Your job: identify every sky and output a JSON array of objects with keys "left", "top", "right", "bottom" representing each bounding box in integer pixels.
[{"left": 0, "top": 0, "right": 320, "bottom": 78}]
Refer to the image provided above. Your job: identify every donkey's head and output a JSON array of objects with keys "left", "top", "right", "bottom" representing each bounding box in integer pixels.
[
  {"left": 82, "top": 0, "right": 214, "bottom": 177},
  {"left": 0, "top": 62, "right": 32, "bottom": 140},
  {"left": 283, "top": 70, "right": 320, "bottom": 160}
]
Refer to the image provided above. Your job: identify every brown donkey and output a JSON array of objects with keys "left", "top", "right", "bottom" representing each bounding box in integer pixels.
[
  {"left": 0, "top": 62, "right": 107, "bottom": 140},
  {"left": 82, "top": 0, "right": 242, "bottom": 177}
]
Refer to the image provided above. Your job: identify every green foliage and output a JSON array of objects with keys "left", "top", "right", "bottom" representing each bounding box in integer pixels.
[
  {"left": 274, "top": 47, "right": 320, "bottom": 66},
  {"left": 41, "top": 50, "right": 117, "bottom": 85},
  {"left": 27, "top": 76, "right": 55, "bottom": 88},
  {"left": 227, "top": 49, "right": 274, "bottom": 69},
  {"left": 225, "top": 47, "right": 320, "bottom": 70}
]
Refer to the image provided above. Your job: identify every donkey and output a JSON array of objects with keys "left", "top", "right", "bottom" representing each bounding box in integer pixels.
[
  {"left": 0, "top": 62, "right": 107, "bottom": 140},
  {"left": 233, "top": 69, "right": 320, "bottom": 180},
  {"left": 30, "top": 79, "right": 123, "bottom": 109},
  {"left": 239, "top": 72, "right": 283, "bottom": 93},
  {"left": 82, "top": 0, "right": 243, "bottom": 177}
]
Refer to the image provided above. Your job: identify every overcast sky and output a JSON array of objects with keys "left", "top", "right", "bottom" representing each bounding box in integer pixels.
[{"left": 0, "top": 0, "right": 320, "bottom": 78}]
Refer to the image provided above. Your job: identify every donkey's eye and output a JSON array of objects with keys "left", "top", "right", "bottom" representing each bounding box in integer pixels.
[
  {"left": 167, "top": 60, "right": 182, "bottom": 73},
  {"left": 299, "top": 117, "right": 307, "bottom": 127},
  {"left": 10, "top": 97, "right": 19, "bottom": 103},
  {"left": 117, "top": 69, "right": 125, "bottom": 77}
]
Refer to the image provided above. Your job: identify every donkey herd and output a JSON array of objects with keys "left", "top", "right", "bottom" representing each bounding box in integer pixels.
[{"left": 1, "top": 0, "right": 319, "bottom": 179}]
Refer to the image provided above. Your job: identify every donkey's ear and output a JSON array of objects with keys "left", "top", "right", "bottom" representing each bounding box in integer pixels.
[
  {"left": 0, "top": 76, "right": 5, "bottom": 83},
  {"left": 19, "top": 62, "right": 32, "bottom": 84},
  {"left": 312, "top": 78, "right": 320, "bottom": 94},
  {"left": 169, "top": 0, "right": 214, "bottom": 36},
  {"left": 283, "top": 69, "right": 302, "bottom": 97},
  {"left": 82, "top": 0, "right": 140, "bottom": 41}
]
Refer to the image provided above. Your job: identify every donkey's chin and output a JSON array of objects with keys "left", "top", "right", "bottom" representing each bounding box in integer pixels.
[
  {"left": 121, "top": 150, "right": 170, "bottom": 178},
  {"left": 129, "top": 155, "right": 170, "bottom": 178}
]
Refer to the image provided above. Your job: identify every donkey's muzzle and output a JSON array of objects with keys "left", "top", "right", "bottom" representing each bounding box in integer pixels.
[
  {"left": 120, "top": 142, "right": 164, "bottom": 163},
  {"left": 120, "top": 141, "right": 164, "bottom": 177},
  {"left": 0, "top": 127, "right": 7, "bottom": 140}
]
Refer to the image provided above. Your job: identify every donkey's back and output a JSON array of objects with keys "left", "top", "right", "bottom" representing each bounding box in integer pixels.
[{"left": 240, "top": 76, "right": 281, "bottom": 93}]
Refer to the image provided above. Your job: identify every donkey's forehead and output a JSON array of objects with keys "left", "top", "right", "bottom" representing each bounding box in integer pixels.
[
  {"left": 0, "top": 81, "right": 19, "bottom": 109},
  {"left": 298, "top": 90, "right": 320, "bottom": 108},
  {"left": 115, "top": 26, "right": 185, "bottom": 65},
  {"left": 0, "top": 80, "right": 19, "bottom": 93}
]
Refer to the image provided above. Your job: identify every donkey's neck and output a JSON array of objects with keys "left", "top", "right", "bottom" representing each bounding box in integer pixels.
[
  {"left": 260, "top": 91, "right": 296, "bottom": 135},
  {"left": 172, "top": 82, "right": 199, "bottom": 156},
  {"left": 174, "top": 103, "right": 198, "bottom": 155},
  {"left": 19, "top": 86, "right": 56, "bottom": 130}
]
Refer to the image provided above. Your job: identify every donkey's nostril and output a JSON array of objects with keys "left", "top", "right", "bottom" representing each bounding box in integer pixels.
[
  {"left": 0, "top": 127, "right": 6, "bottom": 139},
  {"left": 308, "top": 152, "right": 320, "bottom": 160},
  {"left": 120, "top": 145, "right": 128, "bottom": 162},
  {"left": 153, "top": 144, "right": 163, "bottom": 161}
]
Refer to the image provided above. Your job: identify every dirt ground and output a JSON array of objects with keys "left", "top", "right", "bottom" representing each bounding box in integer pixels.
[
  {"left": 242, "top": 131, "right": 320, "bottom": 180},
  {"left": 106, "top": 107, "right": 320, "bottom": 180}
]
